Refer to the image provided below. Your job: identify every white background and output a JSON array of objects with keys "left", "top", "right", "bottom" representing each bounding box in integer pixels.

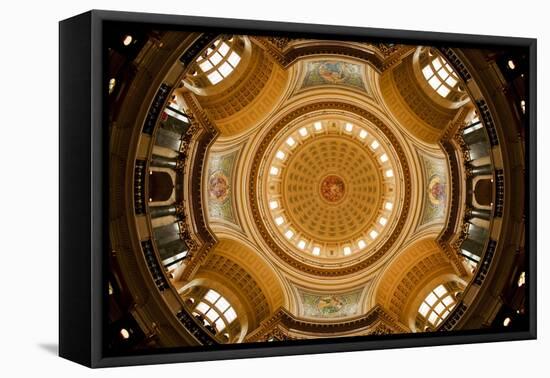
[{"left": 0, "top": 0, "right": 546, "bottom": 376}]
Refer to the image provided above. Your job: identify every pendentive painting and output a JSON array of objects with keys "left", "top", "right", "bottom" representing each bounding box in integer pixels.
[{"left": 106, "top": 24, "right": 529, "bottom": 354}]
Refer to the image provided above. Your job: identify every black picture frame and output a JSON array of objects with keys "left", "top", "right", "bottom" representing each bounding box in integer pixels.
[{"left": 59, "top": 9, "right": 537, "bottom": 368}]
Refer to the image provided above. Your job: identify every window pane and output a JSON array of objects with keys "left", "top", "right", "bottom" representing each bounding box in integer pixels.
[
  {"left": 207, "top": 71, "right": 223, "bottom": 85},
  {"left": 218, "top": 62, "right": 234, "bottom": 77},
  {"left": 215, "top": 318, "right": 226, "bottom": 332},
  {"left": 436, "top": 86, "right": 451, "bottom": 97},
  {"left": 428, "top": 312, "right": 439, "bottom": 325},
  {"left": 199, "top": 59, "right": 213, "bottom": 72},
  {"left": 205, "top": 309, "right": 219, "bottom": 322},
  {"left": 432, "top": 58, "right": 442, "bottom": 71},
  {"left": 442, "top": 295, "right": 454, "bottom": 307},
  {"left": 461, "top": 248, "right": 481, "bottom": 262},
  {"left": 422, "top": 65, "right": 434, "bottom": 80},
  {"left": 434, "top": 285, "right": 447, "bottom": 297},
  {"left": 445, "top": 75, "right": 458, "bottom": 87},
  {"left": 426, "top": 293, "right": 438, "bottom": 306},
  {"left": 428, "top": 76, "right": 441, "bottom": 90},
  {"left": 218, "top": 42, "right": 230, "bottom": 56},
  {"left": 463, "top": 123, "right": 483, "bottom": 135},
  {"left": 434, "top": 302, "right": 446, "bottom": 315},
  {"left": 215, "top": 297, "right": 230, "bottom": 313},
  {"left": 228, "top": 51, "right": 241, "bottom": 67},
  {"left": 438, "top": 69, "right": 449, "bottom": 81},
  {"left": 218, "top": 42, "right": 229, "bottom": 56},
  {"left": 224, "top": 307, "right": 237, "bottom": 323},
  {"left": 164, "top": 107, "right": 189, "bottom": 123},
  {"left": 196, "top": 302, "right": 210, "bottom": 314},
  {"left": 210, "top": 51, "right": 223, "bottom": 65},
  {"left": 205, "top": 289, "right": 221, "bottom": 303},
  {"left": 419, "top": 302, "right": 431, "bottom": 317}
]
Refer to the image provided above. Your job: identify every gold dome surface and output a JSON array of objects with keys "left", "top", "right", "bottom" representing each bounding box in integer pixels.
[{"left": 261, "top": 117, "right": 400, "bottom": 262}]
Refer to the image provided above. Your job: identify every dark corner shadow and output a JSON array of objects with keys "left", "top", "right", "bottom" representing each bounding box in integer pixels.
[{"left": 38, "top": 343, "right": 59, "bottom": 356}]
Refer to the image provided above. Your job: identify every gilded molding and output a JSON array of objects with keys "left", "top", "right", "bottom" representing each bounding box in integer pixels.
[{"left": 245, "top": 305, "right": 406, "bottom": 342}]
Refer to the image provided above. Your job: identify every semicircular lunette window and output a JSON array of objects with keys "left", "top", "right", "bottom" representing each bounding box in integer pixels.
[
  {"left": 417, "top": 284, "right": 457, "bottom": 330},
  {"left": 193, "top": 37, "right": 242, "bottom": 85},
  {"left": 421, "top": 51, "right": 460, "bottom": 98},
  {"left": 192, "top": 289, "right": 238, "bottom": 334}
]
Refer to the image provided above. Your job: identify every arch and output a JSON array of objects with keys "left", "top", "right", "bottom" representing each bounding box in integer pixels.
[
  {"left": 474, "top": 178, "right": 493, "bottom": 207},
  {"left": 412, "top": 280, "right": 463, "bottom": 331},
  {"left": 413, "top": 47, "right": 470, "bottom": 107},
  {"left": 373, "top": 238, "right": 457, "bottom": 326},
  {"left": 379, "top": 48, "right": 467, "bottom": 144},
  {"left": 178, "top": 238, "right": 287, "bottom": 336},
  {"left": 188, "top": 39, "right": 289, "bottom": 136},
  {"left": 183, "top": 35, "right": 251, "bottom": 95},
  {"left": 148, "top": 171, "right": 173, "bottom": 202},
  {"left": 179, "top": 277, "right": 249, "bottom": 343}
]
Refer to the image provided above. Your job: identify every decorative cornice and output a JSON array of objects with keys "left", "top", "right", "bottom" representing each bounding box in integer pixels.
[
  {"left": 254, "top": 37, "right": 413, "bottom": 73},
  {"left": 436, "top": 139, "right": 468, "bottom": 277},
  {"left": 245, "top": 305, "right": 406, "bottom": 342},
  {"left": 177, "top": 93, "right": 220, "bottom": 280}
]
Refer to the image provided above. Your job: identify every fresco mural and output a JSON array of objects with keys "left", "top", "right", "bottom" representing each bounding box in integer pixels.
[
  {"left": 299, "top": 289, "right": 363, "bottom": 319},
  {"left": 320, "top": 174, "right": 346, "bottom": 203},
  {"left": 207, "top": 150, "right": 238, "bottom": 224},
  {"left": 301, "top": 60, "right": 367, "bottom": 92},
  {"left": 419, "top": 154, "right": 448, "bottom": 225}
]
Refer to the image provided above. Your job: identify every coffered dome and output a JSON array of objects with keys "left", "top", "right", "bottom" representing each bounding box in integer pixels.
[{"left": 258, "top": 116, "right": 401, "bottom": 265}]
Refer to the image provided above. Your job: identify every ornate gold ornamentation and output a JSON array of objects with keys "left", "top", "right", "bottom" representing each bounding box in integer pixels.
[
  {"left": 266, "top": 37, "right": 293, "bottom": 50},
  {"left": 246, "top": 305, "right": 405, "bottom": 342},
  {"left": 248, "top": 101, "right": 412, "bottom": 276},
  {"left": 376, "top": 43, "right": 401, "bottom": 57},
  {"left": 451, "top": 221, "right": 470, "bottom": 251}
]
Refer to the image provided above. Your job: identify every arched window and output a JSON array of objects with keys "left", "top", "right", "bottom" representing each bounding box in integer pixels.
[
  {"left": 417, "top": 284, "right": 457, "bottom": 329},
  {"left": 194, "top": 37, "right": 241, "bottom": 85},
  {"left": 193, "top": 289, "right": 237, "bottom": 333},
  {"left": 421, "top": 52, "right": 460, "bottom": 98}
]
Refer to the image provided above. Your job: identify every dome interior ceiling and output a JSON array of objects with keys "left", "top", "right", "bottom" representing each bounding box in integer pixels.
[
  {"left": 106, "top": 29, "right": 527, "bottom": 346},
  {"left": 201, "top": 39, "right": 450, "bottom": 306}
]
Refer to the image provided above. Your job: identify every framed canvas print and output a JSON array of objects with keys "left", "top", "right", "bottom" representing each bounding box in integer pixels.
[{"left": 59, "top": 10, "right": 536, "bottom": 368}]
